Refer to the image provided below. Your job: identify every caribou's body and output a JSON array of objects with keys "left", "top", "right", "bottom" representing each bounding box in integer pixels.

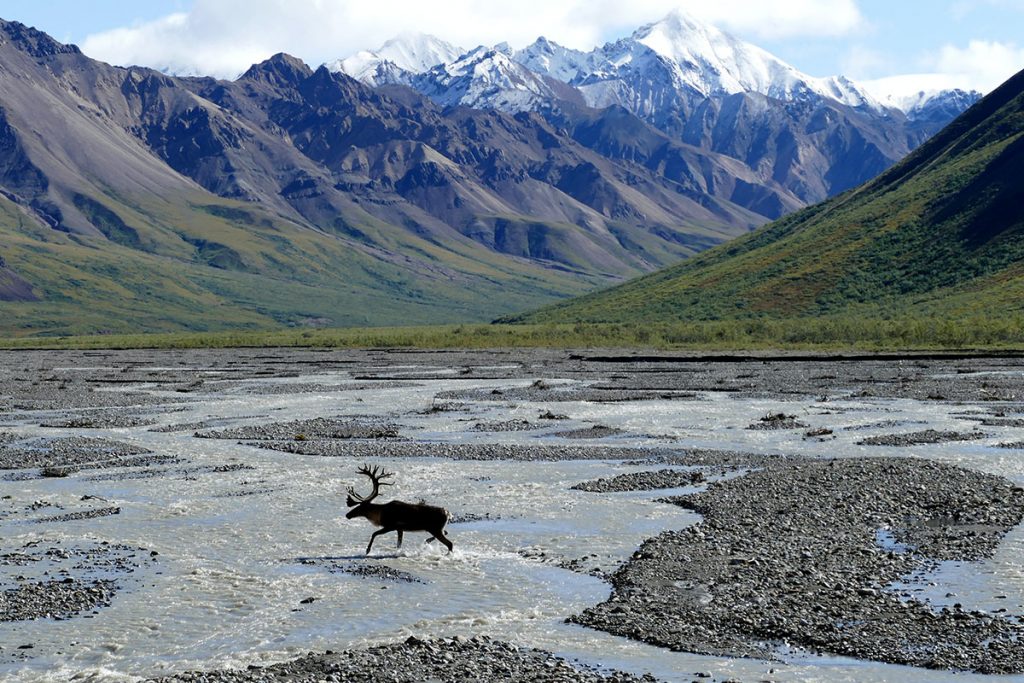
[{"left": 345, "top": 465, "right": 453, "bottom": 555}]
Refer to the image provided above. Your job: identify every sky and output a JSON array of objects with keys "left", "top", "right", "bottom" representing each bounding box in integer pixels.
[{"left": 2, "top": 0, "right": 1022, "bottom": 98}]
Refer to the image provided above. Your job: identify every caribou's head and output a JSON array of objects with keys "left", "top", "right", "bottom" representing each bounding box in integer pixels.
[{"left": 345, "top": 464, "right": 394, "bottom": 519}]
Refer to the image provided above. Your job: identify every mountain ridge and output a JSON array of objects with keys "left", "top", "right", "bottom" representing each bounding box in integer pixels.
[
  {"left": 0, "top": 18, "right": 784, "bottom": 335},
  {"left": 0, "top": 15, "right": 993, "bottom": 336},
  {"left": 329, "top": 13, "right": 981, "bottom": 208},
  {"left": 504, "top": 68, "right": 1024, "bottom": 325}
]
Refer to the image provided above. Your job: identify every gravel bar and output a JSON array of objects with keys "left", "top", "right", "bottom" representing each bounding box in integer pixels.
[
  {"left": 857, "top": 429, "right": 988, "bottom": 446},
  {"left": 552, "top": 425, "right": 627, "bottom": 439},
  {"left": 573, "top": 456, "right": 1024, "bottom": 674},
  {"left": 0, "top": 436, "right": 152, "bottom": 471},
  {"left": 253, "top": 440, "right": 674, "bottom": 462},
  {"left": 143, "top": 635, "right": 659, "bottom": 683},
  {"left": 573, "top": 469, "right": 706, "bottom": 493},
  {"left": 0, "top": 579, "right": 115, "bottom": 622},
  {"left": 196, "top": 418, "right": 400, "bottom": 441}
]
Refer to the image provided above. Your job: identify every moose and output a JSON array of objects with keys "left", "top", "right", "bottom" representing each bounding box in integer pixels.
[{"left": 345, "top": 464, "right": 453, "bottom": 555}]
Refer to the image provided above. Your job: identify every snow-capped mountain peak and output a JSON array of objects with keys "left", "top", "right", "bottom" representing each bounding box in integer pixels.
[
  {"left": 326, "top": 33, "right": 464, "bottom": 86},
  {"left": 413, "top": 44, "right": 560, "bottom": 111},
  {"left": 621, "top": 9, "right": 882, "bottom": 109},
  {"left": 859, "top": 74, "right": 984, "bottom": 121},
  {"left": 513, "top": 37, "right": 597, "bottom": 83},
  {"left": 324, "top": 11, "right": 978, "bottom": 132}
]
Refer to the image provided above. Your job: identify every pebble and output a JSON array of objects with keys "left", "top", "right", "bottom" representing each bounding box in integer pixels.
[
  {"left": 143, "top": 636, "right": 660, "bottom": 683},
  {"left": 573, "top": 457, "right": 1024, "bottom": 674}
]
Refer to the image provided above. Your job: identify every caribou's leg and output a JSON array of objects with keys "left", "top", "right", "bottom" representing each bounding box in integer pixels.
[
  {"left": 397, "top": 530, "right": 404, "bottom": 548},
  {"left": 429, "top": 529, "right": 453, "bottom": 553},
  {"left": 366, "top": 528, "right": 390, "bottom": 555}
]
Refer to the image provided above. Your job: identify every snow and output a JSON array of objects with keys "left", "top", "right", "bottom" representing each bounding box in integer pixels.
[
  {"left": 326, "top": 10, "right": 971, "bottom": 120},
  {"left": 413, "top": 45, "right": 557, "bottom": 111},
  {"left": 860, "top": 73, "right": 983, "bottom": 112},
  {"left": 326, "top": 32, "right": 464, "bottom": 86},
  {"left": 620, "top": 9, "right": 884, "bottom": 109},
  {"left": 513, "top": 37, "right": 597, "bottom": 83}
]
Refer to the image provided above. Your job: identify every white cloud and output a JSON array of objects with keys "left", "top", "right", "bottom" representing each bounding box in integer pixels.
[
  {"left": 864, "top": 38, "right": 1024, "bottom": 101},
  {"left": 839, "top": 45, "right": 889, "bottom": 80},
  {"left": 933, "top": 40, "right": 1024, "bottom": 91},
  {"left": 864, "top": 39, "right": 1024, "bottom": 101},
  {"left": 681, "top": 0, "right": 865, "bottom": 39},
  {"left": 80, "top": 0, "right": 866, "bottom": 79}
]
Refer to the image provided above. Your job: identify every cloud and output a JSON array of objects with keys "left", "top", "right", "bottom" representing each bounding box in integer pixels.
[
  {"left": 861, "top": 39, "right": 1023, "bottom": 101},
  {"left": 80, "top": 0, "right": 866, "bottom": 79},
  {"left": 681, "top": 0, "right": 865, "bottom": 39},
  {"left": 839, "top": 45, "right": 889, "bottom": 80},
  {"left": 933, "top": 40, "right": 1024, "bottom": 91}
]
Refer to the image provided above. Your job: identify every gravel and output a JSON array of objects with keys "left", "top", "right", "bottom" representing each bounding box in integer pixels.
[
  {"left": 977, "top": 417, "right": 1024, "bottom": 428},
  {"left": 551, "top": 425, "right": 627, "bottom": 439},
  {"left": 436, "top": 386, "right": 696, "bottom": 403},
  {"left": 572, "top": 456, "right": 1024, "bottom": 674},
  {"left": 143, "top": 635, "right": 659, "bottom": 683},
  {"left": 253, "top": 440, "right": 674, "bottom": 462},
  {"left": 196, "top": 417, "right": 401, "bottom": 441},
  {"left": 0, "top": 542, "right": 154, "bottom": 623},
  {"left": 573, "top": 469, "right": 706, "bottom": 493},
  {"left": 337, "top": 563, "right": 424, "bottom": 583},
  {"left": 149, "top": 421, "right": 217, "bottom": 433},
  {"left": 857, "top": 429, "right": 988, "bottom": 446},
  {"left": 0, "top": 579, "right": 115, "bottom": 622},
  {"left": 32, "top": 506, "right": 121, "bottom": 523},
  {"left": 469, "top": 419, "right": 542, "bottom": 432},
  {"left": 39, "top": 412, "right": 157, "bottom": 429},
  {"left": 0, "top": 436, "right": 153, "bottom": 471},
  {"left": 746, "top": 413, "right": 808, "bottom": 430}
]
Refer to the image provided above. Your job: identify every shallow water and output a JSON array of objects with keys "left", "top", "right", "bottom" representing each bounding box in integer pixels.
[{"left": 2, "top": 369, "right": 1024, "bottom": 682}]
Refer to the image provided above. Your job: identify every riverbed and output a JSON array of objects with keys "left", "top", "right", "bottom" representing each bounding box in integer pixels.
[{"left": 1, "top": 349, "right": 1022, "bottom": 682}]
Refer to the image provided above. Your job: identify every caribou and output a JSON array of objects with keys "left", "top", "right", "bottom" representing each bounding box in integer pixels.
[{"left": 345, "top": 464, "right": 453, "bottom": 555}]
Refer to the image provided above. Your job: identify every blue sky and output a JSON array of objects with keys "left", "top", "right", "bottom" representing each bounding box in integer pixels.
[{"left": 2, "top": 0, "right": 1022, "bottom": 96}]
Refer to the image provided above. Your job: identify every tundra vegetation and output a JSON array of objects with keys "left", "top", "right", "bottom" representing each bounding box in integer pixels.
[{"left": 1, "top": 317, "right": 1022, "bottom": 352}]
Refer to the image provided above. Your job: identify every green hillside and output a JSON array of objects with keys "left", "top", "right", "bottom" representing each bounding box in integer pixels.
[
  {"left": 506, "top": 69, "right": 1024, "bottom": 326},
  {"left": 0, "top": 190, "right": 601, "bottom": 337}
]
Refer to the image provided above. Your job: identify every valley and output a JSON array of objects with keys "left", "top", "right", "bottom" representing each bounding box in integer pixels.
[{"left": 0, "top": 13, "right": 984, "bottom": 336}]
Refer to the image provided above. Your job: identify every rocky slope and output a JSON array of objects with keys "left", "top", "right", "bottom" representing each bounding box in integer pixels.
[
  {"left": 336, "top": 11, "right": 980, "bottom": 206},
  {"left": 507, "top": 68, "right": 1024, "bottom": 323},
  {"left": 0, "top": 19, "right": 783, "bottom": 334}
]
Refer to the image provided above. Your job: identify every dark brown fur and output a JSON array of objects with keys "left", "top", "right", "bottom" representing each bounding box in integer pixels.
[{"left": 345, "top": 464, "right": 454, "bottom": 555}]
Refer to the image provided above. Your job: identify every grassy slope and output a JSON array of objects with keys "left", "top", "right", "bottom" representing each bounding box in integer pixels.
[
  {"left": 0, "top": 186, "right": 602, "bottom": 337},
  {"left": 507, "top": 71, "right": 1024, "bottom": 325},
  {"left": 2, "top": 318, "right": 1022, "bottom": 351}
]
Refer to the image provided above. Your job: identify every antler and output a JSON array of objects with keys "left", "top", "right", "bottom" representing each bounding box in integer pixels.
[{"left": 346, "top": 464, "right": 394, "bottom": 506}]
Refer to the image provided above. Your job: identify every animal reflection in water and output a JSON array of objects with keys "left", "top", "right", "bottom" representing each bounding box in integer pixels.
[{"left": 345, "top": 464, "right": 453, "bottom": 555}]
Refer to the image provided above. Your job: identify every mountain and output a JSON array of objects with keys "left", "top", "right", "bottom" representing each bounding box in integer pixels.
[
  {"left": 887, "top": 89, "right": 984, "bottom": 125},
  {"left": 505, "top": 68, "right": 1024, "bottom": 324},
  {"left": 408, "top": 44, "right": 581, "bottom": 111},
  {"left": 325, "top": 33, "right": 463, "bottom": 87},
  {"left": 0, "top": 19, "right": 782, "bottom": 335},
  {"left": 575, "top": 9, "right": 881, "bottom": 110},
  {"left": 331, "top": 10, "right": 976, "bottom": 208},
  {"left": 514, "top": 37, "right": 597, "bottom": 84},
  {"left": 0, "top": 23, "right": 579, "bottom": 331},
  {"left": 862, "top": 74, "right": 985, "bottom": 122}
]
